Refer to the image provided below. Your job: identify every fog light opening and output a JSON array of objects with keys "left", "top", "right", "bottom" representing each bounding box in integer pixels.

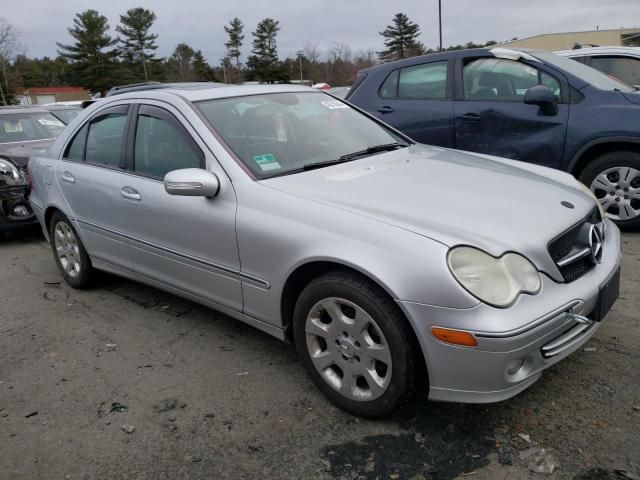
[
  {"left": 12, "top": 204, "right": 30, "bottom": 217},
  {"left": 431, "top": 327, "right": 478, "bottom": 347},
  {"left": 506, "top": 358, "right": 525, "bottom": 376}
]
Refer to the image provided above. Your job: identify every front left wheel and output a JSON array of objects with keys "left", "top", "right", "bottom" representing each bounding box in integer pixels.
[
  {"left": 293, "top": 271, "right": 420, "bottom": 418},
  {"left": 49, "top": 212, "right": 94, "bottom": 289}
]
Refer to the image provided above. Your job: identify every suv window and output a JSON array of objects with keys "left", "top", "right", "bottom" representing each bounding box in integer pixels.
[
  {"left": 380, "top": 61, "right": 447, "bottom": 99},
  {"left": 590, "top": 56, "right": 640, "bottom": 86},
  {"left": 85, "top": 106, "right": 128, "bottom": 167},
  {"left": 133, "top": 105, "right": 203, "bottom": 179},
  {"left": 463, "top": 58, "right": 561, "bottom": 101}
]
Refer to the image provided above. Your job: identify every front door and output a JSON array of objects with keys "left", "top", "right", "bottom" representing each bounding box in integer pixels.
[
  {"left": 454, "top": 55, "right": 569, "bottom": 170},
  {"left": 118, "top": 103, "right": 242, "bottom": 311}
]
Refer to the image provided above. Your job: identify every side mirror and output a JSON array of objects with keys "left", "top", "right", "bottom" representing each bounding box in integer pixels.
[
  {"left": 164, "top": 168, "right": 220, "bottom": 198},
  {"left": 524, "top": 85, "right": 558, "bottom": 116}
]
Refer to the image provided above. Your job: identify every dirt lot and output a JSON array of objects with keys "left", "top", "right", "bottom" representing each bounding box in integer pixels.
[{"left": 1, "top": 230, "right": 639, "bottom": 480}]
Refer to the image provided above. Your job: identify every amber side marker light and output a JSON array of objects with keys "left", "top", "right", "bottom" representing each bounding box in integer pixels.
[{"left": 431, "top": 327, "right": 478, "bottom": 347}]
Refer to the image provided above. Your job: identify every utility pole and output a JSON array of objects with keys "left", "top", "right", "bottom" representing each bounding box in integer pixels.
[
  {"left": 438, "top": 0, "right": 443, "bottom": 51},
  {"left": 297, "top": 50, "right": 304, "bottom": 85}
]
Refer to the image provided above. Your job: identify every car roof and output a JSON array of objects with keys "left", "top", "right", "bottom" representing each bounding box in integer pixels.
[
  {"left": 555, "top": 46, "right": 640, "bottom": 57},
  {"left": 103, "top": 83, "right": 317, "bottom": 103},
  {"left": 0, "top": 105, "right": 50, "bottom": 114}
]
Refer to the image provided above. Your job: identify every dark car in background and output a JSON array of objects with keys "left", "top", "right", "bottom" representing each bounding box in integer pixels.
[
  {"left": 347, "top": 47, "right": 640, "bottom": 228},
  {"left": 0, "top": 106, "right": 66, "bottom": 234}
]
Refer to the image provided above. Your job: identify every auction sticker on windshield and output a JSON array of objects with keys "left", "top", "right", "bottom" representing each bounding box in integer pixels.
[
  {"left": 254, "top": 154, "right": 282, "bottom": 172},
  {"left": 4, "top": 121, "right": 23, "bottom": 133},
  {"left": 321, "top": 100, "right": 348, "bottom": 110}
]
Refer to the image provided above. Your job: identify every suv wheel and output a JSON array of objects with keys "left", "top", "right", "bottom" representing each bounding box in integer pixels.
[
  {"left": 293, "top": 271, "right": 420, "bottom": 418},
  {"left": 579, "top": 151, "right": 640, "bottom": 229},
  {"left": 49, "top": 212, "right": 94, "bottom": 288}
]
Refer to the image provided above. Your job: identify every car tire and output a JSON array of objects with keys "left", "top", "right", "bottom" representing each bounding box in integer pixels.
[
  {"left": 49, "top": 211, "right": 94, "bottom": 289},
  {"left": 578, "top": 151, "right": 640, "bottom": 229},
  {"left": 293, "top": 271, "right": 420, "bottom": 418}
]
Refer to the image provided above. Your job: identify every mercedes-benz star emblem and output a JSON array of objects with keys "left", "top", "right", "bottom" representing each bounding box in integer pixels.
[{"left": 588, "top": 224, "right": 603, "bottom": 264}]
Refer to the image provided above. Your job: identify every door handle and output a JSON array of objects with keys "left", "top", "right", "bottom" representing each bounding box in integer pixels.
[
  {"left": 120, "top": 186, "right": 141, "bottom": 201},
  {"left": 377, "top": 105, "right": 395, "bottom": 113},
  {"left": 459, "top": 113, "right": 481, "bottom": 122},
  {"left": 60, "top": 171, "right": 75, "bottom": 184}
]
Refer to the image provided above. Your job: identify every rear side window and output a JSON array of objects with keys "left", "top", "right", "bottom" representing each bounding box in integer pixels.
[
  {"left": 85, "top": 106, "right": 128, "bottom": 167},
  {"left": 133, "top": 105, "right": 203, "bottom": 179},
  {"left": 380, "top": 62, "right": 448, "bottom": 100},
  {"left": 63, "top": 124, "right": 88, "bottom": 161},
  {"left": 590, "top": 56, "right": 640, "bottom": 86}
]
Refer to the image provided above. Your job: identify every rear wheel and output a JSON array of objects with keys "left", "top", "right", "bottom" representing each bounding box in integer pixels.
[
  {"left": 578, "top": 151, "right": 640, "bottom": 229},
  {"left": 49, "top": 212, "right": 94, "bottom": 288},
  {"left": 293, "top": 271, "right": 420, "bottom": 418}
]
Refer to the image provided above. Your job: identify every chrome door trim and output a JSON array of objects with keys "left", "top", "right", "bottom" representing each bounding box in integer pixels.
[{"left": 75, "top": 218, "right": 270, "bottom": 289}]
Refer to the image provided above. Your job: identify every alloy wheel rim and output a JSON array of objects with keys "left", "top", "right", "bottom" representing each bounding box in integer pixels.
[
  {"left": 305, "top": 297, "right": 392, "bottom": 402},
  {"left": 590, "top": 166, "right": 640, "bottom": 221},
  {"left": 53, "top": 222, "right": 81, "bottom": 278}
]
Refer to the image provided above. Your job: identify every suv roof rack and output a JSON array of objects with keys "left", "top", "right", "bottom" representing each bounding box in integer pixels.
[{"left": 105, "top": 81, "right": 225, "bottom": 97}]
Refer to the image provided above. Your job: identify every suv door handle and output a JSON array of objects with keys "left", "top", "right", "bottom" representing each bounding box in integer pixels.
[
  {"left": 377, "top": 105, "right": 395, "bottom": 113},
  {"left": 120, "top": 186, "right": 141, "bottom": 201},
  {"left": 459, "top": 113, "right": 481, "bottom": 122},
  {"left": 61, "top": 171, "right": 75, "bottom": 184}
]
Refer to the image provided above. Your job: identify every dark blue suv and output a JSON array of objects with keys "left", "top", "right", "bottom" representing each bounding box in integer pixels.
[{"left": 347, "top": 48, "right": 640, "bottom": 228}]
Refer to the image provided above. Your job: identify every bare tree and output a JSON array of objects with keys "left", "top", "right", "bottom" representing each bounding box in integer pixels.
[
  {"left": 327, "top": 42, "right": 355, "bottom": 86},
  {"left": 0, "top": 18, "right": 20, "bottom": 105},
  {"left": 303, "top": 43, "right": 321, "bottom": 84},
  {"left": 354, "top": 48, "right": 378, "bottom": 70}
]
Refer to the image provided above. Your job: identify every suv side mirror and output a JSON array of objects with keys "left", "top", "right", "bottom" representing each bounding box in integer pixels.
[
  {"left": 524, "top": 85, "right": 558, "bottom": 116},
  {"left": 164, "top": 168, "right": 220, "bottom": 198}
]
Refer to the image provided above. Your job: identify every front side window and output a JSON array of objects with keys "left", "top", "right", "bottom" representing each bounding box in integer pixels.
[
  {"left": 590, "top": 56, "right": 640, "bottom": 86},
  {"left": 380, "top": 62, "right": 447, "bottom": 99},
  {"left": 0, "top": 112, "right": 65, "bottom": 144},
  {"left": 85, "top": 107, "right": 128, "bottom": 167},
  {"left": 463, "top": 58, "right": 561, "bottom": 101},
  {"left": 196, "top": 92, "right": 406, "bottom": 178},
  {"left": 133, "top": 106, "right": 203, "bottom": 179}
]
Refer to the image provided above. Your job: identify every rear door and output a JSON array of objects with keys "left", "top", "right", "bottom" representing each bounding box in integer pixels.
[
  {"left": 453, "top": 53, "right": 569, "bottom": 169},
  {"left": 118, "top": 102, "right": 243, "bottom": 311},
  {"left": 373, "top": 60, "right": 455, "bottom": 146},
  {"left": 56, "top": 105, "right": 130, "bottom": 266}
]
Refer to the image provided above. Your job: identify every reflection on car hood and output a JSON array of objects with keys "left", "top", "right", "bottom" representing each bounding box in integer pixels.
[
  {"left": 262, "top": 145, "right": 596, "bottom": 279},
  {"left": 0, "top": 139, "right": 55, "bottom": 167}
]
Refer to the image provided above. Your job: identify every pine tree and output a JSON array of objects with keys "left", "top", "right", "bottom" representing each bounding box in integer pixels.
[
  {"left": 224, "top": 18, "right": 244, "bottom": 70},
  {"left": 378, "top": 13, "right": 424, "bottom": 62},
  {"left": 116, "top": 7, "right": 159, "bottom": 82},
  {"left": 247, "top": 18, "right": 280, "bottom": 83},
  {"left": 57, "top": 10, "right": 121, "bottom": 96},
  {"left": 192, "top": 50, "right": 217, "bottom": 82}
]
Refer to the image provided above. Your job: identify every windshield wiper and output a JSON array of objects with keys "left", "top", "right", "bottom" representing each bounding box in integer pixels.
[{"left": 302, "top": 142, "right": 408, "bottom": 171}]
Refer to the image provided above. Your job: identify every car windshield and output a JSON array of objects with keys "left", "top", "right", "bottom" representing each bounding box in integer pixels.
[
  {"left": 196, "top": 91, "right": 407, "bottom": 178},
  {"left": 0, "top": 112, "right": 66, "bottom": 143},
  {"left": 50, "top": 109, "right": 80, "bottom": 125},
  {"left": 533, "top": 51, "right": 635, "bottom": 92}
]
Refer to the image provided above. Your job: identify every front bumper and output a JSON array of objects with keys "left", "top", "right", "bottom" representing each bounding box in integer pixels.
[
  {"left": 0, "top": 184, "right": 37, "bottom": 233},
  {"left": 398, "top": 220, "right": 622, "bottom": 403}
]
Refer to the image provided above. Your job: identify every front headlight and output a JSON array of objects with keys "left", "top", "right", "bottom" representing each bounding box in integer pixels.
[
  {"left": 447, "top": 246, "right": 541, "bottom": 308},
  {"left": 577, "top": 181, "right": 606, "bottom": 221},
  {"left": 0, "top": 158, "right": 20, "bottom": 182}
]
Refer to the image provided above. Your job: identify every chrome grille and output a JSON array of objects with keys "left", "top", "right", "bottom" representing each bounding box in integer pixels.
[{"left": 548, "top": 207, "right": 602, "bottom": 283}]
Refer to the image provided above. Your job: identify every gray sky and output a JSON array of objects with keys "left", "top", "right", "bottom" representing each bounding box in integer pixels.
[{"left": 4, "top": 0, "right": 640, "bottom": 63}]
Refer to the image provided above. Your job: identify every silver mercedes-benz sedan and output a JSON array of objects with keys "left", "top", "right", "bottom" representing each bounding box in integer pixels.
[{"left": 28, "top": 84, "right": 622, "bottom": 417}]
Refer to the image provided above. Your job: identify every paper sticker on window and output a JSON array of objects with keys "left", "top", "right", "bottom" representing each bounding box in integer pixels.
[
  {"left": 254, "top": 154, "right": 282, "bottom": 172},
  {"left": 38, "top": 118, "right": 65, "bottom": 127},
  {"left": 321, "top": 100, "right": 348, "bottom": 110},
  {"left": 4, "top": 121, "right": 23, "bottom": 133}
]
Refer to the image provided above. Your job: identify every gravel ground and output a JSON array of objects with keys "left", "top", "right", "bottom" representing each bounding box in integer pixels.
[{"left": 1, "top": 230, "right": 639, "bottom": 480}]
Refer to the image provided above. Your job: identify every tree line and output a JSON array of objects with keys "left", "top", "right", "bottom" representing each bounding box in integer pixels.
[{"left": 0, "top": 11, "right": 502, "bottom": 103}]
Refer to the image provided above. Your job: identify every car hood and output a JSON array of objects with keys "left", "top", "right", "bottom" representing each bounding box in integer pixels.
[
  {"left": 0, "top": 139, "right": 55, "bottom": 167},
  {"left": 261, "top": 145, "right": 597, "bottom": 280}
]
